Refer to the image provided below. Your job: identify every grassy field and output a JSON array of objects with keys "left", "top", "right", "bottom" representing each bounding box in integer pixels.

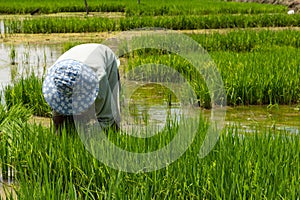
[
  {"left": 3, "top": 14, "right": 300, "bottom": 33},
  {"left": 0, "top": 0, "right": 299, "bottom": 199},
  {"left": 0, "top": 104, "right": 299, "bottom": 199},
  {"left": 0, "top": 0, "right": 287, "bottom": 15}
]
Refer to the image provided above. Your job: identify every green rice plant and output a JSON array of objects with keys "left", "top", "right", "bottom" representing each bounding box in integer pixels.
[
  {"left": 189, "top": 29, "right": 300, "bottom": 52},
  {"left": 1, "top": 112, "right": 299, "bottom": 199},
  {"left": 126, "top": 44, "right": 300, "bottom": 106},
  {"left": 0, "top": 104, "right": 32, "bottom": 181},
  {"left": 0, "top": 0, "right": 126, "bottom": 14},
  {"left": 0, "top": 0, "right": 286, "bottom": 15},
  {"left": 124, "top": 0, "right": 286, "bottom": 16},
  {"left": 3, "top": 73, "right": 51, "bottom": 117},
  {"left": 212, "top": 46, "right": 300, "bottom": 106},
  {"left": 119, "top": 14, "right": 300, "bottom": 31},
  {"left": 4, "top": 14, "right": 300, "bottom": 34},
  {"left": 62, "top": 41, "right": 85, "bottom": 53}
]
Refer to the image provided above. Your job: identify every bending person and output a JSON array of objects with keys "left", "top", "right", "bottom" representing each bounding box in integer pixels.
[{"left": 42, "top": 43, "right": 121, "bottom": 133}]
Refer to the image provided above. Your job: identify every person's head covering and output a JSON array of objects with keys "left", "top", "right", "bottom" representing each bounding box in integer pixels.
[{"left": 42, "top": 59, "right": 99, "bottom": 115}]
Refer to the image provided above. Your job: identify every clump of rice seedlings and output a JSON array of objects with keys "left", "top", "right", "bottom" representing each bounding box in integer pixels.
[
  {"left": 126, "top": 44, "right": 299, "bottom": 106},
  {"left": 3, "top": 73, "right": 51, "bottom": 117},
  {"left": 1, "top": 112, "right": 299, "bottom": 199},
  {"left": 4, "top": 14, "right": 300, "bottom": 34},
  {"left": 0, "top": 104, "right": 32, "bottom": 181},
  {"left": 0, "top": 0, "right": 285, "bottom": 15},
  {"left": 189, "top": 29, "right": 300, "bottom": 52}
]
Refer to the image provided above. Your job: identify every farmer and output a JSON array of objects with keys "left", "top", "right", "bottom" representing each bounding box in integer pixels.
[{"left": 42, "top": 43, "right": 121, "bottom": 133}]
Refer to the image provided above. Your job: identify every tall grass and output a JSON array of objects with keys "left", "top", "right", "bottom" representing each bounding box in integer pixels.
[
  {"left": 3, "top": 73, "right": 51, "bottom": 117},
  {"left": 189, "top": 29, "right": 300, "bottom": 52},
  {"left": 0, "top": 104, "right": 32, "bottom": 181},
  {"left": 212, "top": 46, "right": 300, "bottom": 105},
  {"left": 4, "top": 14, "right": 300, "bottom": 33},
  {"left": 0, "top": 0, "right": 286, "bottom": 15},
  {"left": 2, "top": 29, "right": 299, "bottom": 112},
  {"left": 0, "top": 107, "right": 299, "bottom": 199},
  {"left": 127, "top": 45, "right": 300, "bottom": 106}
]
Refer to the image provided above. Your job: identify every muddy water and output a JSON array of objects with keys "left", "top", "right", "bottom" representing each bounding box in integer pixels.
[
  {"left": 0, "top": 43, "right": 61, "bottom": 86},
  {"left": 125, "top": 83, "right": 300, "bottom": 135},
  {"left": 0, "top": 43, "right": 61, "bottom": 104}
]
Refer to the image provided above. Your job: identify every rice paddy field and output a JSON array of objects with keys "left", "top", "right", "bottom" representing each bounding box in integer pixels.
[{"left": 0, "top": 0, "right": 300, "bottom": 199}]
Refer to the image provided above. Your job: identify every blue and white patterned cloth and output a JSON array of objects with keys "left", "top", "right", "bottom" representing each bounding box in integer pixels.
[{"left": 42, "top": 59, "right": 99, "bottom": 115}]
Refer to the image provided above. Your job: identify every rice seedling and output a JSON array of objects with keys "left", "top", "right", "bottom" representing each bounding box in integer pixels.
[
  {"left": 126, "top": 45, "right": 300, "bottom": 107},
  {"left": 0, "top": 0, "right": 286, "bottom": 15},
  {"left": 0, "top": 104, "right": 32, "bottom": 181},
  {"left": 0, "top": 0, "right": 298, "bottom": 198},
  {"left": 0, "top": 104, "right": 299, "bottom": 199},
  {"left": 189, "top": 29, "right": 300, "bottom": 52},
  {"left": 0, "top": 45, "right": 299, "bottom": 198},
  {"left": 3, "top": 13, "right": 300, "bottom": 34},
  {"left": 3, "top": 73, "right": 51, "bottom": 117}
]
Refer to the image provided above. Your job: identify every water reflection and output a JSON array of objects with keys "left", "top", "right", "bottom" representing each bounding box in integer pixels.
[
  {"left": 0, "top": 20, "right": 4, "bottom": 35},
  {"left": 222, "top": 105, "right": 300, "bottom": 135},
  {"left": 120, "top": 82, "right": 184, "bottom": 136},
  {"left": 0, "top": 43, "right": 61, "bottom": 86}
]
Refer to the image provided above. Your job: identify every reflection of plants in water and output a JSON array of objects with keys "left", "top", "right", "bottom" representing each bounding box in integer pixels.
[
  {"left": 129, "top": 103, "right": 139, "bottom": 124},
  {"left": 128, "top": 83, "right": 178, "bottom": 126},
  {"left": 266, "top": 103, "right": 279, "bottom": 122},
  {"left": 9, "top": 46, "right": 17, "bottom": 65},
  {"left": 141, "top": 108, "right": 149, "bottom": 125},
  {"left": 23, "top": 51, "right": 29, "bottom": 65},
  {"left": 10, "top": 65, "right": 19, "bottom": 82},
  {"left": 129, "top": 103, "right": 150, "bottom": 125},
  {"left": 267, "top": 103, "right": 279, "bottom": 111}
]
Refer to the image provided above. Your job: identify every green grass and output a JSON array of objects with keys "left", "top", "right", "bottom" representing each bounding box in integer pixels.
[
  {"left": 2, "top": 29, "right": 300, "bottom": 114},
  {"left": 0, "top": 0, "right": 286, "bottom": 15},
  {"left": 212, "top": 46, "right": 300, "bottom": 106},
  {"left": 189, "top": 29, "right": 300, "bottom": 52},
  {"left": 0, "top": 0, "right": 298, "bottom": 199},
  {"left": 127, "top": 45, "right": 300, "bottom": 107},
  {"left": 0, "top": 104, "right": 299, "bottom": 199},
  {"left": 3, "top": 14, "right": 300, "bottom": 33},
  {"left": 3, "top": 73, "right": 51, "bottom": 117}
]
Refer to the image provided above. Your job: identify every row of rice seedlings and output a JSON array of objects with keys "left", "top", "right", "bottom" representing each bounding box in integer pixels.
[
  {"left": 0, "top": 1, "right": 126, "bottom": 15},
  {"left": 3, "top": 13, "right": 300, "bottom": 33},
  {"left": 119, "top": 14, "right": 300, "bottom": 31},
  {"left": 189, "top": 29, "right": 300, "bottom": 52},
  {"left": 1, "top": 106, "right": 299, "bottom": 199},
  {"left": 116, "top": 29, "right": 300, "bottom": 61},
  {"left": 127, "top": 45, "right": 300, "bottom": 106},
  {"left": 0, "top": 0, "right": 286, "bottom": 15},
  {"left": 3, "top": 73, "right": 51, "bottom": 117},
  {"left": 212, "top": 46, "right": 300, "bottom": 105},
  {"left": 4, "top": 17, "right": 116, "bottom": 34},
  {"left": 124, "top": 0, "right": 286, "bottom": 16}
]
